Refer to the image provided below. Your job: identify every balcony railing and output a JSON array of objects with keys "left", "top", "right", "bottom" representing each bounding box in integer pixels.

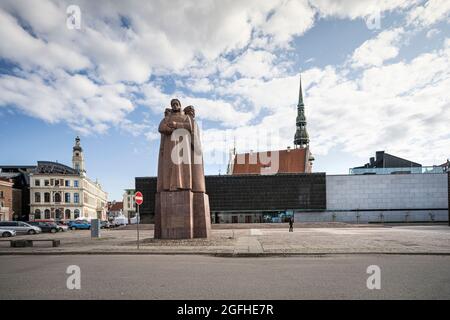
[{"left": 349, "top": 166, "right": 446, "bottom": 175}]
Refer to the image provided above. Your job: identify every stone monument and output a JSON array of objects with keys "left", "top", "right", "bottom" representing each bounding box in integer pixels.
[{"left": 154, "top": 99, "right": 211, "bottom": 239}]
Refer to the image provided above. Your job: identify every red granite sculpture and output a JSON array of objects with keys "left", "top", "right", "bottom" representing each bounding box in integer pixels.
[{"left": 154, "top": 99, "right": 211, "bottom": 239}]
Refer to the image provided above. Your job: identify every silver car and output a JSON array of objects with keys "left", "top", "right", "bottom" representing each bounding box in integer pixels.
[
  {"left": 0, "top": 228, "right": 16, "bottom": 237},
  {"left": 0, "top": 221, "right": 41, "bottom": 235}
]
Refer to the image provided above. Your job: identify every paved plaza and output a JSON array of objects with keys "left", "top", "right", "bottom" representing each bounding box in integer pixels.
[{"left": 0, "top": 224, "right": 449, "bottom": 255}]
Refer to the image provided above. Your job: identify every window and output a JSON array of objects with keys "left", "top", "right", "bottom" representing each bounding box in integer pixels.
[
  {"left": 44, "top": 180, "right": 50, "bottom": 186},
  {"left": 0, "top": 191, "right": 3, "bottom": 198},
  {"left": 44, "top": 209, "right": 50, "bottom": 219},
  {"left": 74, "top": 180, "right": 79, "bottom": 187},
  {"left": 65, "top": 193, "right": 71, "bottom": 203},
  {"left": 50, "top": 179, "right": 54, "bottom": 186},
  {"left": 35, "top": 179, "right": 40, "bottom": 186},
  {"left": 55, "top": 209, "right": 62, "bottom": 220},
  {"left": 44, "top": 192, "right": 50, "bottom": 203},
  {"left": 65, "top": 209, "right": 71, "bottom": 220},
  {"left": 74, "top": 209, "right": 80, "bottom": 219},
  {"left": 55, "top": 179, "right": 60, "bottom": 186},
  {"left": 65, "top": 180, "right": 70, "bottom": 187},
  {"left": 35, "top": 209, "right": 41, "bottom": 220},
  {"left": 74, "top": 193, "right": 79, "bottom": 203},
  {"left": 35, "top": 192, "right": 41, "bottom": 203},
  {"left": 54, "top": 193, "right": 61, "bottom": 203}
]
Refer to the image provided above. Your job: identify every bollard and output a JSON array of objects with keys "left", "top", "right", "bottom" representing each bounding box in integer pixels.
[{"left": 91, "top": 219, "right": 100, "bottom": 238}]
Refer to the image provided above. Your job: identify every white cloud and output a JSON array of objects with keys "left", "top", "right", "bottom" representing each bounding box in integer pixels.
[
  {"left": 0, "top": 70, "right": 134, "bottom": 133},
  {"left": 137, "top": 83, "right": 253, "bottom": 127},
  {"left": 311, "top": 0, "right": 418, "bottom": 19},
  {"left": 351, "top": 28, "right": 404, "bottom": 68},
  {"left": 408, "top": 0, "right": 450, "bottom": 27},
  {"left": 426, "top": 28, "right": 440, "bottom": 38}
]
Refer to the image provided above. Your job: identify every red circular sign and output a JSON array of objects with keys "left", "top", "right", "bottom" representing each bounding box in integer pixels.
[{"left": 135, "top": 191, "right": 143, "bottom": 205}]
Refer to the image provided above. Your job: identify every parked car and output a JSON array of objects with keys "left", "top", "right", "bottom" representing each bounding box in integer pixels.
[
  {"left": 55, "top": 221, "right": 69, "bottom": 232},
  {"left": 68, "top": 220, "right": 91, "bottom": 230},
  {"left": 0, "top": 228, "right": 16, "bottom": 237},
  {"left": 112, "top": 216, "right": 128, "bottom": 227},
  {"left": 0, "top": 221, "right": 41, "bottom": 235},
  {"left": 100, "top": 221, "right": 111, "bottom": 229},
  {"left": 28, "top": 221, "right": 59, "bottom": 233}
]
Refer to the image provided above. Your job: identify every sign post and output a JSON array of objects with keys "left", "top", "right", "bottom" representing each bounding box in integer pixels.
[{"left": 135, "top": 191, "right": 143, "bottom": 250}]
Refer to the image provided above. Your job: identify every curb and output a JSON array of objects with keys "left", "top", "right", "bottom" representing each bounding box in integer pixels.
[{"left": 1, "top": 251, "right": 450, "bottom": 257}]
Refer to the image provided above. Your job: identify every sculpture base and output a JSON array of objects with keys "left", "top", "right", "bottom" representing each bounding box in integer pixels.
[
  {"left": 193, "top": 192, "right": 211, "bottom": 238},
  {"left": 154, "top": 191, "right": 211, "bottom": 239}
]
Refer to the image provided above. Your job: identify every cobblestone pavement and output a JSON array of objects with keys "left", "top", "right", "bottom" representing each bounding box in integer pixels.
[{"left": 0, "top": 225, "right": 449, "bottom": 255}]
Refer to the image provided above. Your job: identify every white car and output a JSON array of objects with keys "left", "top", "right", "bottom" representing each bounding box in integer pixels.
[
  {"left": 0, "top": 228, "right": 16, "bottom": 237},
  {"left": 0, "top": 221, "right": 41, "bottom": 235},
  {"left": 113, "top": 216, "right": 128, "bottom": 227},
  {"left": 55, "top": 223, "right": 69, "bottom": 232}
]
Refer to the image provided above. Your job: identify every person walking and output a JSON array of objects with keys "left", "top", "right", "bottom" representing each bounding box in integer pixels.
[{"left": 289, "top": 217, "right": 294, "bottom": 232}]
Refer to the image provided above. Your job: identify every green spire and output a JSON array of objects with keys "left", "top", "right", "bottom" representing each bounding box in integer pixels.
[
  {"left": 298, "top": 74, "right": 304, "bottom": 107},
  {"left": 294, "top": 74, "right": 309, "bottom": 147}
]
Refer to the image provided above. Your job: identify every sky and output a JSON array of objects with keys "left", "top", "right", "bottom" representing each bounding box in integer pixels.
[{"left": 0, "top": 0, "right": 449, "bottom": 200}]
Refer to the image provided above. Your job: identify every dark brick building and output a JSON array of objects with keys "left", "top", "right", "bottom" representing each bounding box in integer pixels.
[{"left": 135, "top": 173, "right": 326, "bottom": 223}]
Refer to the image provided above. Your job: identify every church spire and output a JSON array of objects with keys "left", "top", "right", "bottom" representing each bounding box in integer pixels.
[{"left": 294, "top": 74, "right": 309, "bottom": 148}]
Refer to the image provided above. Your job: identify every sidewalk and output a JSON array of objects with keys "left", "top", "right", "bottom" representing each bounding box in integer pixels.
[{"left": 0, "top": 225, "right": 449, "bottom": 256}]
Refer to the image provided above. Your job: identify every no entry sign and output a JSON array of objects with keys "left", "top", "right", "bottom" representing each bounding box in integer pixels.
[{"left": 135, "top": 191, "right": 143, "bottom": 205}]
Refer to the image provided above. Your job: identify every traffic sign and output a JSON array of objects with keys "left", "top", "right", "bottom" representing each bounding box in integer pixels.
[{"left": 135, "top": 191, "right": 143, "bottom": 205}]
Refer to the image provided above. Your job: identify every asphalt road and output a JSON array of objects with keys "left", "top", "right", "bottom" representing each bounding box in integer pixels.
[{"left": 0, "top": 254, "right": 449, "bottom": 299}]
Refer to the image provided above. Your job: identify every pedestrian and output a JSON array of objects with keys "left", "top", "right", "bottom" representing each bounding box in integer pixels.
[{"left": 289, "top": 217, "right": 294, "bottom": 232}]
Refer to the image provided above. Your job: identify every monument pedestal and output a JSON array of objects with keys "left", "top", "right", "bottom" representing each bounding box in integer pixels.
[
  {"left": 155, "top": 190, "right": 211, "bottom": 239},
  {"left": 193, "top": 193, "right": 211, "bottom": 238},
  {"left": 155, "top": 190, "right": 193, "bottom": 239}
]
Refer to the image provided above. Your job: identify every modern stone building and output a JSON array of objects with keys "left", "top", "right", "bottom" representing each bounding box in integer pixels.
[
  {"left": 136, "top": 171, "right": 449, "bottom": 224},
  {"left": 29, "top": 137, "right": 108, "bottom": 221}
]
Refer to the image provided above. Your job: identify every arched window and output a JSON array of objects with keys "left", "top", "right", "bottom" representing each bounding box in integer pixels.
[
  {"left": 44, "top": 209, "right": 50, "bottom": 219},
  {"left": 44, "top": 193, "right": 50, "bottom": 203},
  {"left": 55, "top": 209, "right": 62, "bottom": 220},
  {"left": 35, "top": 209, "right": 41, "bottom": 220},
  {"left": 54, "top": 193, "right": 61, "bottom": 203},
  {"left": 35, "top": 192, "right": 41, "bottom": 203},
  {"left": 74, "top": 209, "right": 80, "bottom": 219},
  {"left": 65, "top": 209, "right": 71, "bottom": 220}
]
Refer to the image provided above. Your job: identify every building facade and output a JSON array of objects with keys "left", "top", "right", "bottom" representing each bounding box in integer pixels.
[
  {"left": 0, "top": 178, "right": 14, "bottom": 221},
  {"left": 0, "top": 165, "right": 35, "bottom": 220},
  {"left": 29, "top": 137, "right": 108, "bottom": 221},
  {"left": 136, "top": 171, "right": 449, "bottom": 224},
  {"left": 122, "top": 189, "right": 136, "bottom": 219}
]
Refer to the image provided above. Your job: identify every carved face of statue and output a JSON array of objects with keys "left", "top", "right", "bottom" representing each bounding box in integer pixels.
[
  {"left": 184, "top": 106, "right": 195, "bottom": 118},
  {"left": 170, "top": 99, "right": 181, "bottom": 112}
]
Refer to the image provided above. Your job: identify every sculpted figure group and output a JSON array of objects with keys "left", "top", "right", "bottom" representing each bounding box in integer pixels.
[
  {"left": 157, "top": 99, "right": 205, "bottom": 193},
  {"left": 155, "top": 98, "right": 210, "bottom": 239}
]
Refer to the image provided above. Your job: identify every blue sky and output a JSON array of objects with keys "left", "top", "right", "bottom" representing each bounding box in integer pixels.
[{"left": 0, "top": 0, "right": 449, "bottom": 200}]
